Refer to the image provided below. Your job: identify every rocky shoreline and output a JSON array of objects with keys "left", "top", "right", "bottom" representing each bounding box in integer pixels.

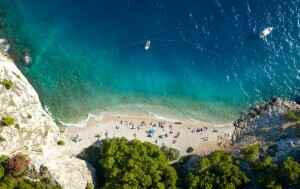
[
  {"left": 232, "top": 97, "right": 300, "bottom": 160},
  {"left": 0, "top": 53, "right": 93, "bottom": 189}
]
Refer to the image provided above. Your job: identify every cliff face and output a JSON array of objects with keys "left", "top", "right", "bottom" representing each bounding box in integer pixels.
[
  {"left": 0, "top": 53, "right": 93, "bottom": 189},
  {"left": 232, "top": 97, "right": 300, "bottom": 160}
]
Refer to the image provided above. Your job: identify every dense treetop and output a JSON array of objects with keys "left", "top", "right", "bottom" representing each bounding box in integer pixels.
[
  {"left": 186, "top": 150, "right": 250, "bottom": 189},
  {"left": 84, "top": 138, "right": 177, "bottom": 189}
]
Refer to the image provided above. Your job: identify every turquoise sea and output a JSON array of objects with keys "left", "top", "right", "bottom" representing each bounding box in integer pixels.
[{"left": 0, "top": 0, "right": 299, "bottom": 124}]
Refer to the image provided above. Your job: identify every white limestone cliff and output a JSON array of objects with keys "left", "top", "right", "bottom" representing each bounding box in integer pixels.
[{"left": 0, "top": 52, "right": 94, "bottom": 189}]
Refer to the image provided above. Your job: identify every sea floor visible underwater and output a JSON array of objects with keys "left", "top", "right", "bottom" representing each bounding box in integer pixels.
[{"left": 0, "top": 0, "right": 299, "bottom": 124}]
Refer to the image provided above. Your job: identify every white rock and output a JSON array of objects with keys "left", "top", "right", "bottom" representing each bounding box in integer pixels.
[{"left": 0, "top": 53, "right": 93, "bottom": 189}]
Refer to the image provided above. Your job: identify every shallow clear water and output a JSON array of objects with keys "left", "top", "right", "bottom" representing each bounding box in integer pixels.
[{"left": 0, "top": 0, "right": 299, "bottom": 123}]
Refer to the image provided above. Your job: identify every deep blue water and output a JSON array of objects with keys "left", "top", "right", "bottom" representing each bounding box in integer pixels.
[{"left": 0, "top": 0, "right": 299, "bottom": 123}]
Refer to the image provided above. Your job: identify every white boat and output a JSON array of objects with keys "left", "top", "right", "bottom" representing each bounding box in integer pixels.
[
  {"left": 259, "top": 27, "right": 273, "bottom": 38},
  {"left": 145, "top": 40, "right": 150, "bottom": 50}
]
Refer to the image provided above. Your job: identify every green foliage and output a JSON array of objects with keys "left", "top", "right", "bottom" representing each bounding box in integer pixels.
[
  {"left": 0, "top": 183, "right": 8, "bottom": 189},
  {"left": 15, "top": 124, "right": 20, "bottom": 129},
  {"left": 57, "top": 140, "right": 65, "bottom": 146},
  {"left": 16, "top": 75, "right": 21, "bottom": 79},
  {"left": 86, "top": 182, "right": 94, "bottom": 189},
  {"left": 2, "top": 116, "right": 15, "bottom": 126},
  {"left": 161, "top": 146, "right": 180, "bottom": 161},
  {"left": 37, "top": 148, "right": 43, "bottom": 153},
  {"left": 279, "top": 157, "right": 300, "bottom": 186},
  {"left": 261, "top": 128, "right": 269, "bottom": 134},
  {"left": 0, "top": 165, "right": 4, "bottom": 178},
  {"left": 1, "top": 174, "right": 17, "bottom": 189},
  {"left": 0, "top": 154, "right": 61, "bottom": 189},
  {"left": 186, "top": 151, "right": 250, "bottom": 189},
  {"left": 186, "top": 147, "right": 194, "bottom": 153},
  {"left": 253, "top": 156, "right": 281, "bottom": 188},
  {"left": 0, "top": 136, "right": 5, "bottom": 142},
  {"left": 27, "top": 114, "right": 32, "bottom": 119},
  {"left": 242, "top": 144, "right": 259, "bottom": 163},
  {"left": 0, "top": 155, "right": 8, "bottom": 163},
  {"left": 286, "top": 111, "right": 300, "bottom": 122},
  {"left": 84, "top": 138, "right": 177, "bottom": 189},
  {"left": 1, "top": 80, "right": 13, "bottom": 90}
]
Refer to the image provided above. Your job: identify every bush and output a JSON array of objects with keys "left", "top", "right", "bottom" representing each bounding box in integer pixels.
[
  {"left": 7, "top": 154, "right": 30, "bottom": 176},
  {"left": 0, "top": 165, "right": 4, "bottom": 178},
  {"left": 0, "top": 136, "right": 5, "bottom": 142},
  {"left": 261, "top": 128, "right": 270, "bottom": 134},
  {"left": 286, "top": 112, "right": 300, "bottom": 122},
  {"left": 27, "top": 114, "right": 32, "bottom": 119},
  {"left": 37, "top": 148, "right": 43, "bottom": 153},
  {"left": 2, "top": 116, "right": 14, "bottom": 126},
  {"left": 0, "top": 183, "right": 8, "bottom": 189},
  {"left": 86, "top": 182, "right": 94, "bottom": 189},
  {"left": 16, "top": 75, "right": 21, "bottom": 79},
  {"left": 242, "top": 144, "right": 259, "bottom": 163},
  {"left": 2, "top": 174, "right": 17, "bottom": 188},
  {"left": 186, "top": 147, "right": 194, "bottom": 153},
  {"left": 161, "top": 146, "right": 180, "bottom": 161},
  {"left": 1, "top": 80, "right": 13, "bottom": 90},
  {"left": 15, "top": 124, "right": 20, "bottom": 129},
  {"left": 57, "top": 140, "right": 65, "bottom": 146}
]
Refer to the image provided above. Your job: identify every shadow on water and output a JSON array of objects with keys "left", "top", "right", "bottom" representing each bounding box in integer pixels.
[
  {"left": 245, "top": 33, "right": 260, "bottom": 41},
  {"left": 295, "top": 95, "right": 300, "bottom": 105}
]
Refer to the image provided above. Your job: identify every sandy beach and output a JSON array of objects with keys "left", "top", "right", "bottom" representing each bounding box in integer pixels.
[{"left": 65, "top": 111, "right": 234, "bottom": 157}]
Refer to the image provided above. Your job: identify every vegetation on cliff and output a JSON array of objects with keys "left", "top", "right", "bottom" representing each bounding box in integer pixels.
[
  {"left": 240, "top": 145, "right": 300, "bottom": 189},
  {"left": 1, "top": 79, "right": 13, "bottom": 90},
  {"left": 0, "top": 154, "right": 61, "bottom": 189},
  {"left": 1, "top": 116, "right": 14, "bottom": 126}
]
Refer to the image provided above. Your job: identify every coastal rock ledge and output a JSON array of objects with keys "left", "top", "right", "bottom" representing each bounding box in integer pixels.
[
  {"left": 0, "top": 53, "right": 93, "bottom": 189},
  {"left": 232, "top": 97, "right": 300, "bottom": 159}
]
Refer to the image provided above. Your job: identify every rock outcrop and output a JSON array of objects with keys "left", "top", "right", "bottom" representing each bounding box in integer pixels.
[
  {"left": 0, "top": 53, "right": 93, "bottom": 189},
  {"left": 232, "top": 97, "right": 300, "bottom": 160}
]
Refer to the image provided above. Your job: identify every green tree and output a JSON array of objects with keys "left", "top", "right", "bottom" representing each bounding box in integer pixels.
[
  {"left": 0, "top": 165, "right": 4, "bottom": 178},
  {"left": 160, "top": 146, "right": 180, "bottom": 161},
  {"left": 186, "top": 151, "right": 249, "bottom": 189},
  {"left": 86, "top": 138, "right": 177, "bottom": 189},
  {"left": 242, "top": 144, "right": 259, "bottom": 163},
  {"left": 279, "top": 157, "right": 300, "bottom": 186},
  {"left": 253, "top": 156, "right": 281, "bottom": 188},
  {"left": 0, "top": 183, "right": 7, "bottom": 189}
]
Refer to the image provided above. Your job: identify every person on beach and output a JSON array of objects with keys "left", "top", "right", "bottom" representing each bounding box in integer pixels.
[{"left": 105, "top": 131, "right": 108, "bottom": 138}]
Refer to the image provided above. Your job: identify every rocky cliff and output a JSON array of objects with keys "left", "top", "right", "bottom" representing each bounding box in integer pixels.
[
  {"left": 0, "top": 53, "right": 93, "bottom": 189},
  {"left": 232, "top": 97, "right": 300, "bottom": 160}
]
